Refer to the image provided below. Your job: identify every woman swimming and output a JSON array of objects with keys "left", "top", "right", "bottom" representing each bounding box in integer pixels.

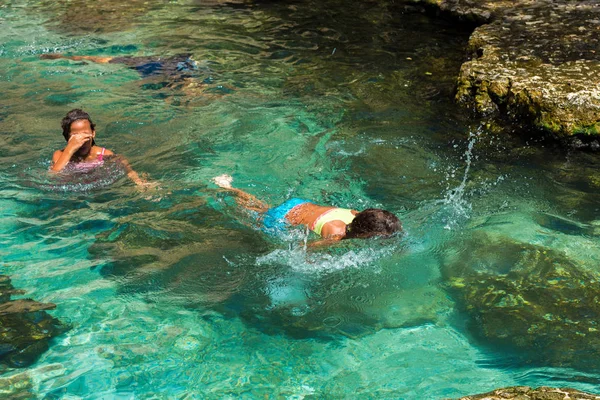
[{"left": 212, "top": 174, "right": 401, "bottom": 243}]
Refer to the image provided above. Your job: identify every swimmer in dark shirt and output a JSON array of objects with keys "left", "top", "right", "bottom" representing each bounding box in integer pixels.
[
  {"left": 40, "top": 52, "right": 230, "bottom": 99},
  {"left": 41, "top": 53, "right": 200, "bottom": 78}
]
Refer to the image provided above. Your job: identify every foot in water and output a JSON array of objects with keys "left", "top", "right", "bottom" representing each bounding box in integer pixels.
[{"left": 212, "top": 174, "right": 233, "bottom": 188}]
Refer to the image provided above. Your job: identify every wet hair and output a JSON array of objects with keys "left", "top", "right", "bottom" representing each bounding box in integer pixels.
[
  {"left": 344, "top": 208, "right": 401, "bottom": 239},
  {"left": 61, "top": 109, "right": 96, "bottom": 145}
]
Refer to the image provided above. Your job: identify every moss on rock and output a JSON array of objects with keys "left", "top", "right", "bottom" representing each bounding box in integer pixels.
[
  {"left": 412, "top": 0, "right": 600, "bottom": 139},
  {"left": 442, "top": 231, "right": 600, "bottom": 368}
]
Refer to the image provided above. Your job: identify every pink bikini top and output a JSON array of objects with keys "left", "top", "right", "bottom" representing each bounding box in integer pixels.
[{"left": 70, "top": 148, "right": 106, "bottom": 171}]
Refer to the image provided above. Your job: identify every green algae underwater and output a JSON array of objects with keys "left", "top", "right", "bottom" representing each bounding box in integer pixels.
[{"left": 1, "top": 0, "right": 600, "bottom": 398}]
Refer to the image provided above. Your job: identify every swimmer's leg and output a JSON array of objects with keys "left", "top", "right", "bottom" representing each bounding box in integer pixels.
[
  {"left": 40, "top": 54, "right": 115, "bottom": 63},
  {"left": 212, "top": 174, "right": 270, "bottom": 213}
]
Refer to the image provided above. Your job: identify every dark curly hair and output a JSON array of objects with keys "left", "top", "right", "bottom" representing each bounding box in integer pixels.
[
  {"left": 61, "top": 109, "right": 96, "bottom": 145},
  {"left": 344, "top": 208, "right": 401, "bottom": 239}
]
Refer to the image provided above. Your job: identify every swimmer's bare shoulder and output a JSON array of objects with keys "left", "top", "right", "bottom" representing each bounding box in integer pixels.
[
  {"left": 87, "top": 145, "right": 115, "bottom": 158},
  {"left": 318, "top": 209, "right": 358, "bottom": 239},
  {"left": 97, "top": 147, "right": 114, "bottom": 157}
]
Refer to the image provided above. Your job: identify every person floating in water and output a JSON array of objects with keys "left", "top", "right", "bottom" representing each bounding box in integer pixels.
[
  {"left": 41, "top": 53, "right": 200, "bottom": 79},
  {"left": 40, "top": 53, "right": 229, "bottom": 101},
  {"left": 51, "top": 108, "right": 153, "bottom": 188},
  {"left": 212, "top": 174, "right": 401, "bottom": 244}
]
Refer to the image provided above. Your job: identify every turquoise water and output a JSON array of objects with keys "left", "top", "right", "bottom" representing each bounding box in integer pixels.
[{"left": 2, "top": 0, "right": 600, "bottom": 398}]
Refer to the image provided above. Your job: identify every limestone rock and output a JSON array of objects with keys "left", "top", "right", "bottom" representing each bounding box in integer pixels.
[
  {"left": 0, "top": 299, "right": 56, "bottom": 316},
  {"left": 456, "top": 386, "right": 600, "bottom": 400},
  {"left": 412, "top": 0, "right": 600, "bottom": 138}
]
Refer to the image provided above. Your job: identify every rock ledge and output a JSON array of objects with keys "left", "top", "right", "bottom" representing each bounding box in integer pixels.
[{"left": 412, "top": 0, "right": 600, "bottom": 139}]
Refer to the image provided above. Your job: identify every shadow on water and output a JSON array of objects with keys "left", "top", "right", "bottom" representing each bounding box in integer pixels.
[
  {"left": 36, "top": 0, "right": 164, "bottom": 34},
  {"left": 29, "top": 0, "right": 473, "bottom": 110}
]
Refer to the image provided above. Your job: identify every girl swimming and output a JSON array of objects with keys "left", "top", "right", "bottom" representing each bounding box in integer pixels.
[
  {"left": 212, "top": 174, "right": 401, "bottom": 243},
  {"left": 51, "top": 109, "right": 151, "bottom": 187}
]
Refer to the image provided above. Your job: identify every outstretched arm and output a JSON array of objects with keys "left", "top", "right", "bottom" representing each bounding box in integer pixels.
[
  {"left": 100, "top": 150, "right": 155, "bottom": 189},
  {"left": 114, "top": 154, "right": 157, "bottom": 188},
  {"left": 212, "top": 174, "right": 270, "bottom": 212}
]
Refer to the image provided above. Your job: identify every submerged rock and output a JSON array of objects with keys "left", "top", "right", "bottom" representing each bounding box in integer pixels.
[
  {"left": 0, "top": 364, "right": 66, "bottom": 399},
  {"left": 411, "top": 0, "right": 600, "bottom": 139},
  {"left": 441, "top": 231, "right": 600, "bottom": 368},
  {"left": 0, "top": 370, "right": 34, "bottom": 400},
  {"left": 456, "top": 386, "right": 600, "bottom": 400},
  {"left": 0, "top": 275, "right": 68, "bottom": 368}
]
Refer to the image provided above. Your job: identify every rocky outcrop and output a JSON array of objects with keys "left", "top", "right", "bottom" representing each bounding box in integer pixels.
[
  {"left": 456, "top": 386, "right": 600, "bottom": 400},
  {"left": 410, "top": 0, "right": 600, "bottom": 140},
  {"left": 0, "top": 275, "right": 68, "bottom": 368}
]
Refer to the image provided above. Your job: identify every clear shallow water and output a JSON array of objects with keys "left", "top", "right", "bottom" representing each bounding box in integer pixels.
[{"left": 1, "top": 0, "right": 600, "bottom": 398}]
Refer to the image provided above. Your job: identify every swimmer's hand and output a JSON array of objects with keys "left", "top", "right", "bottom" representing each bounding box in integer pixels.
[
  {"left": 132, "top": 176, "right": 163, "bottom": 202},
  {"left": 131, "top": 172, "right": 160, "bottom": 191},
  {"left": 50, "top": 133, "right": 93, "bottom": 172},
  {"left": 212, "top": 174, "right": 233, "bottom": 188},
  {"left": 136, "top": 178, "right": 168, "bottom": 202},
  {"left": 137, "top": 180, "right": 160, "bottom": 191},
  {"left": 66, "top": 133, "right": 93, "bottom": 153}
]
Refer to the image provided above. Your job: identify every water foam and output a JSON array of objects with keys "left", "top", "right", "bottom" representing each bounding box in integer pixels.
[{"left": 255, "top": 240, "right": 399, "bottom": 274}]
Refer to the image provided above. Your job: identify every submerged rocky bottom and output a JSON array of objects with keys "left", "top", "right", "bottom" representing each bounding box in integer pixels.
[
  {"left": 443, "top": 231, "right": 600, "bottom": 370},
  {"left": 0, "top": 275, "right": 68, "bottom": 370}
]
